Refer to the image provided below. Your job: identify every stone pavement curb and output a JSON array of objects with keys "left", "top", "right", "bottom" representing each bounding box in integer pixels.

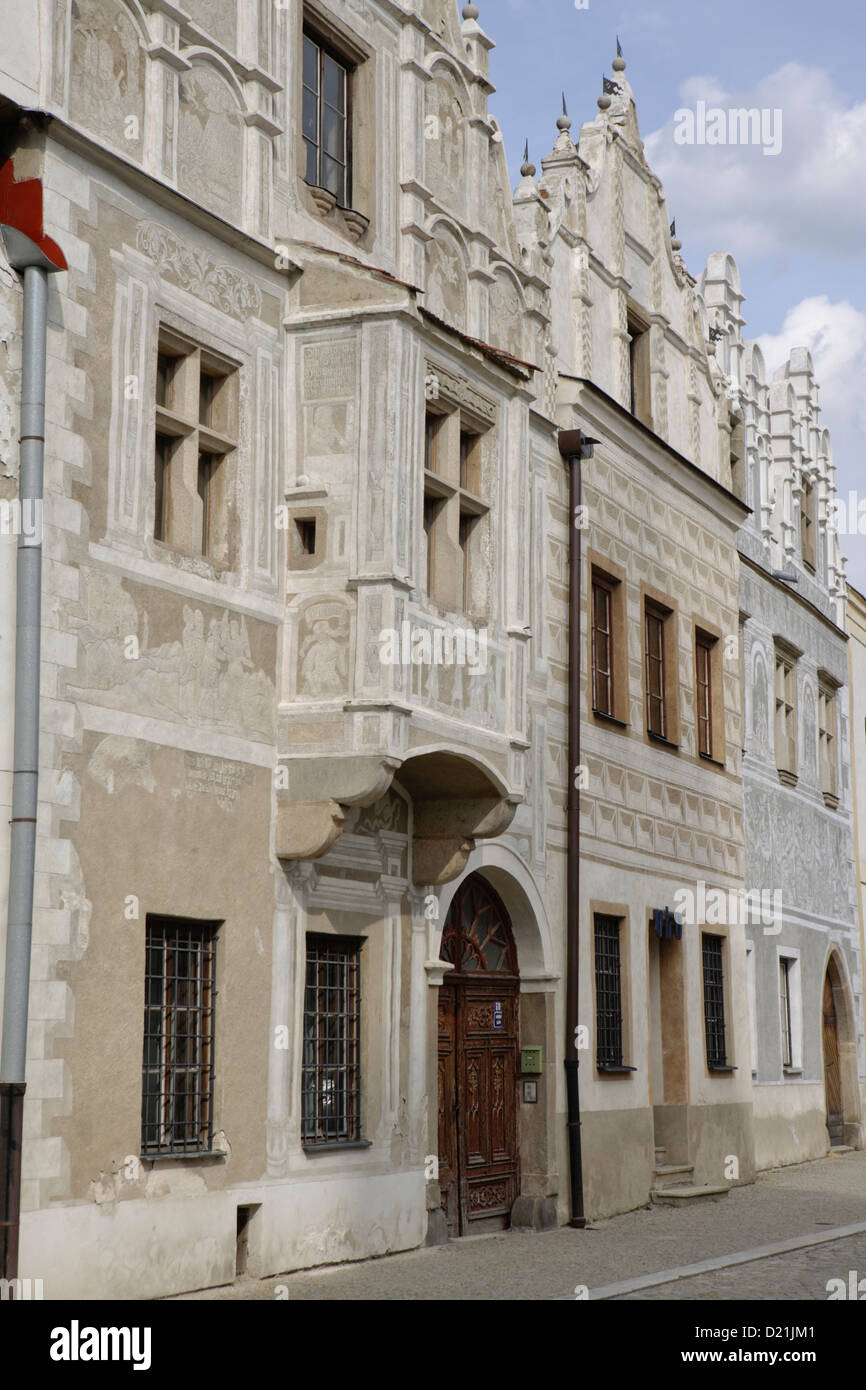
[{"left": 579, "top": 1220, "right": 866, "bottom": 1300}]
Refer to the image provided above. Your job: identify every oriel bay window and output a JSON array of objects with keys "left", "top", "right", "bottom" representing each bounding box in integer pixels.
[
  {"left": 153, "top": 329, "right": 238, "bottom": 565},
  {"left": 302, "top": 936, "right": 364, "bottom": 1148},
  {"left": 141, "top": 917, "right": 218, "bottom": 1157}
]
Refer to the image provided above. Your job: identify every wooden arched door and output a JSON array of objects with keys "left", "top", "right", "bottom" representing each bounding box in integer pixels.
[
  {"left": 823, "top": 972, "right": 844, "bottom": 1146},
  {"left": 437, "top": 875, "right": 520, "bottom": 1236}
]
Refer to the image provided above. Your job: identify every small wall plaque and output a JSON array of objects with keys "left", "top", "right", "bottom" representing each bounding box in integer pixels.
[{"left": 522, "top": 1080, "right": 538, "bottom": 1104}]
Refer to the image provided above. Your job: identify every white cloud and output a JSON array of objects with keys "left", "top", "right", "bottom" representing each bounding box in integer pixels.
[
  {"left": 645, "top": 64, "right": 866, "bottom": 260},
  {"left": 755, "top": 296, "right": 866, "bottom": 589}
]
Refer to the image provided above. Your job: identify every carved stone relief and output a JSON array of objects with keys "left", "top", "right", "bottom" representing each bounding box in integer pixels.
[
  {"left": 425, "top": 229, "right": 468, "bottom": 333},
  {"left": 297, "top": 599, "right": 351, "bottom": 698},
  {"left": 69, "top": 0, "right": 145, "bottom": 161},
  {"left": 136, "top": 222, "right": 262, "bottom": 320},
  {"left": 66, "top": 572, "right": 275, "bottom": 738}
]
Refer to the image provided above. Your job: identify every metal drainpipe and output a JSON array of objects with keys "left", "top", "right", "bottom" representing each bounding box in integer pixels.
[
  {"left": 0, "top": 228, "right": 59, "bottom": 1283},
  {"left": 558, "top": 427, "right": 595, "bottom": 1229}
]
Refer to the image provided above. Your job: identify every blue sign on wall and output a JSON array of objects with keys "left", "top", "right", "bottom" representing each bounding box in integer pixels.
[{"left": 493, "top": 1001, "right": 503, "bottom": 1028}]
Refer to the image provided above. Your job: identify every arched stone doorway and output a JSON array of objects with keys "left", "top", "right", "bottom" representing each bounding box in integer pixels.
[
  {"left": 822, "top": 952, "right": 862, "bottom": 1150},
  {"left": 437, "top": 874, "right": 520, "bottom": 1235}
]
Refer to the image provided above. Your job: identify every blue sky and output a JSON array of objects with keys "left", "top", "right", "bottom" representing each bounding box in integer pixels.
[{"left": 473, "top": 0, "right": 866, "bottom": 590}]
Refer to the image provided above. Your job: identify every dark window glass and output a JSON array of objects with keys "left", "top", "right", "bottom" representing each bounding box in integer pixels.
[
  {"left": 302, "top": 33, "right": 349, "bottom": 205},
  {"left": 154, "top": 434, "right": 172, "bottom": 542},
  {"left": 645, "top": 606, "right": 666, "bottom": 738},
  {"left": 592, "top": 579, "right": 614, "bottom": 716},
  {"left": 696, "top": 634, "right": 713, "bottom": 758}
]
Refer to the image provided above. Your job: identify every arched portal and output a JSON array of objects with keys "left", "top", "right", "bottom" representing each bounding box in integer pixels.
[
  {"left": 437, "top": 874, "right": 519, "bottom": 1235},
  {"left": 822, "top": 951, "right": 862, "bottom": 1150}
]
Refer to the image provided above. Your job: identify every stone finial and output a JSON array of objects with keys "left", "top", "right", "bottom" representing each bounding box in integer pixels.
[
  {"left": 670, "top": 218, "right": 682, "bottom": 251},
  {"left": 613, "top": 36, "right": 626, "bottom": 71},
  {"left": 520, "top": 140, "right": 536, "bottom": 178},
  {"left": 557, "top": 93, "right": 572, "bottom": 133},
  {"left": 462, "top": 4, "right": 480, "bottom": 19}
]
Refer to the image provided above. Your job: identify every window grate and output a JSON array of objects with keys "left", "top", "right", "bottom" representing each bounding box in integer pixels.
[
  {"left": 141, "top": 918, "right": 217, "bottom": 1156},
  {"left": 594, "top": 914, "right": 624, "bottom": 1067},
  {"left": 302, "top": 937, "right": 361, "bottom": 1145},
  {"left": 702, "top": 933, "right": 727, "bottom": 1068}
]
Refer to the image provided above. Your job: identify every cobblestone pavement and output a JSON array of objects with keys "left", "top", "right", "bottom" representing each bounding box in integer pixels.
[
  {"left": 612, "top": 1232, "right": 866, "bottom": 1300},
  {"left": 173, "top": 1151, "right": 866, "bottom": 1301}
]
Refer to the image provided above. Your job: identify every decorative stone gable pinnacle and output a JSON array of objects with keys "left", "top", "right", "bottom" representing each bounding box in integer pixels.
[{"left": 460, "top": 1, "right": 494, "bottom": 79}]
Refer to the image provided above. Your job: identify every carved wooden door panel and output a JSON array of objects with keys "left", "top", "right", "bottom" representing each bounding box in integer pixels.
[
  {"left": 437, "top": 985, "right": 460, "bottom": 1237},
  {"left": 438, "top": 875, "right": 520, "bottom": 1235},
  {"left": 458, "top": 985, "right": 519, "bottom": 1230},
  {"left": 823, "top": 974, "right": 843, "bottom": 1144}
]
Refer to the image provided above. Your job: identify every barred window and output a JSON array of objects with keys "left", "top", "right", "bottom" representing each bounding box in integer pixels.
[
  {"left": 702, "top": 933, "right": 728, "bottom": 1069},
  {"left": 594, "top": 914, "right": 624, "bottom": 1068},
  {"left": 302, "top": 937, "right": 362, "bottom": 1146},
  {"left": 142, "top": 917, "right": 218, "bottom": 1156}
]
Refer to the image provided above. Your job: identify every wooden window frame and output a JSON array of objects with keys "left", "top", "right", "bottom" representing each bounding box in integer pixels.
[
  {"left": 694, "top": 624, "right": 726, "bottom": 766},
  {"left": 422, "top": 397, "right": 490, "bottom": 616},
  {"left": 773, "top": 646, "right": 798, "bottom": 785},
  {"left": 302, "top": 27, "right": 352, "bottom": 207},
  {"left": 587, "top": 553, "right": 628, "bottom": 727},
  {"left": 153, "top": 329, "right": 238, "bottom": 566},
  {"left": 818, "top": 676, "right": 839, "bottom": 808},
  {"left": 641, "top": 588, "right": 680, "bottom": 748}
]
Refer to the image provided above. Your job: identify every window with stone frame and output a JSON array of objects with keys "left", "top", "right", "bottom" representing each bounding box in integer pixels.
[
  {"left": 422, "top": 398, "right": 490, "bottom": 615},
  {"left": 594, "top": 913, "right": 627, "bottom": 1069},
  {"left": 154, "top": 329, "right": 238, "bottom": 565},
  {"left": 701, "top": 932, "right": 731, "bottom": 1070},
  {"left": 627, "top": 307, "right": 652, "bottom": 429},
  {"left": 774, "top": 648, "right": 798, "bottom": 783},
  {"left": 643, "top": 596, "right": 678, "bottom": 744},
  {"left": 302, "top": 26, "right": 352, "bottom": 207},
  {"left": 818, "top": 678, "right": 839, "bottom": 807}
]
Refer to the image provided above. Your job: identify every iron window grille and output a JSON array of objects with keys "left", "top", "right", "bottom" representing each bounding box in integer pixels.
[
  {"left": 302, "top": 32, "right": 350, "bottom": 206},
  {"left": 141, "top": 917, "right": 218, "bottom": 1156},
  {"left": 302, "top": 936, "right": 362, "bottom": 1146},
  {"left": 702, "top": 933, "right": 728, "bottom": 1069},
  {"left": 594, "top": 914, "right": 625, "bottom": 1068}
]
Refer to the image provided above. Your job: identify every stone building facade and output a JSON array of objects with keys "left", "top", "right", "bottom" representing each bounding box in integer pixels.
[{"left": 0, "top": 0, "right": 859, "bottom": 1298}]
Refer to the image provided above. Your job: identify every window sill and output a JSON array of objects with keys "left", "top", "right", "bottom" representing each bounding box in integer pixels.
[
  {"left": 597, "top": 1063, "right": 637, "bottom": 1074},
  {"left": 777, "top": 769, "right": 798, "bottom": 787},
  {"left": 647, "top": 731, "right": 679, "bottom": 751},
  {"left": 707, "top": 1064, "right": 737, "bottom": 1073},
  {"left": 592, "top": 708, "right": 629, "bottom": 730},
  {"left": 699, "top": 751, "right": 726, "bottom": 769},
  {"left": 822, "top": 792, "right": 840, "bottom": 811},
  {"left": 302, "top": 1140, "right": 373, "bottom": 1155},
  {"left": 140, "top": 1150, "right": 227, "bottom": 1163},
  {"left": 783, "top": 1066, "right": 803, "bottom": 1077}
]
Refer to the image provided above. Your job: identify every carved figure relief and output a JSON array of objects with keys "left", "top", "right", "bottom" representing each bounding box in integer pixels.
[
  {"left": 298, "top": 601, "right": 350, "bottom": 697},
  {"left": 752, "top": 649, "right": 769, "bottom": 750},
  {"left": 67, "top": 573, "right": 274, "bottom": 737},
  {"left": 425, "top": 230, "right": 467, "bottom": 332},
  {"left": 70, "top": 0, "right": 145, "bottom": 160},
  {"left": 88, "top": 735, "right": 156, "bottom": 795}
]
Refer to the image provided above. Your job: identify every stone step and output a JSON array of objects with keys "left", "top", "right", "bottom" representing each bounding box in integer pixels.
[
  {"left": 651, "top": 1183, "right": 731, "bottom": 1205},
  {"left": 653, "top": 1163, "right": 694, "bottom": 1184},
  {"left": 829, "top": 1145, "right": 854, "bottom": 1155}
]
